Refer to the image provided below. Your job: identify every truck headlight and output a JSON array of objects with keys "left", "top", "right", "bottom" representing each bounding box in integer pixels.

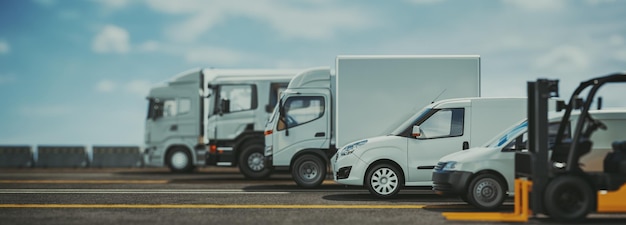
[
  {"left": 265, "top": 145, "right": 273, "bottom": 156},
  {"left": 339, "top": 139, "right": 368, "bottom": 157}
]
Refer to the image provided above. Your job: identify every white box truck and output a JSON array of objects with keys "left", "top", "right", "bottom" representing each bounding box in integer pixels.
[
  {"left": 264, "top": 55, "right": 481, "bottom": 187},
  {"left": 332, "top": 97, "right": 527, "bottom": 198},
  {"left": 144, "top": 68, "right": 300, "bottom": 178},
  {"left": 432, "top": 109, "right": 626, "bottom": 210}
]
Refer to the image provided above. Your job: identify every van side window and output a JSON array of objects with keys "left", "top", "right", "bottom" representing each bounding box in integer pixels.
[
  {"left": 277, "top": 96, "right": 325, "bottom": 131},
  {"left": 418, "top": 108, "right": 464, "bottom": 138}
]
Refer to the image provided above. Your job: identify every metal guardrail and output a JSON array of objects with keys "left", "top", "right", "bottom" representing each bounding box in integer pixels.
[
  {"left": 0, "top": 145, "right": 144, "bottom": 168},
  {"left": 91, "top": 146, "right": 143, "bottom": 168},
  {"left": 0, "top": 145, "right": 34, "bottom": 168},
  {"left": 36, "top": 146, "right": 89, "bottom": 168}
]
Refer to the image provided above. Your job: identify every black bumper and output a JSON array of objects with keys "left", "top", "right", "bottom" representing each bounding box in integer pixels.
[{"left": 432, "top": 170, "right": 473, "bottom": 195}]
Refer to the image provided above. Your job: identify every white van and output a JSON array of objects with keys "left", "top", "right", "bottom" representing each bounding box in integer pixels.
[
  {"left": 332, "top": 97, "right": 527, "bottom": 198},
  {"left": 432, "top": 109, "right": 626, "bottom": 210}
]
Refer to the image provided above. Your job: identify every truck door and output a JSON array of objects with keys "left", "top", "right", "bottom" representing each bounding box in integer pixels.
[
  {"left": 146, "top": 93, "right": 198, "bottom": 146},
  {"left": 208, "top": 84, "right": 256, "bottom": 148},
  {"left": 407, "top": 107, "right": 469, "bottom": 184},
  {"left": 272, "top": 91, "right": 330, "bottom": 165}
]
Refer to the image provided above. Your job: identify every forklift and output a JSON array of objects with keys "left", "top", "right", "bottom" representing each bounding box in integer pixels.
[{"left": 443, "top": 73, "right": 626, "bottom": 222}]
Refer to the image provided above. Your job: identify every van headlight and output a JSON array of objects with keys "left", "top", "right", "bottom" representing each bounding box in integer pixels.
[
  {"left": 339, "top": 139, "right": 368, "bottom": 157},
  {"left": 442, "top": 161, "right": 459, "bottom": 171}
]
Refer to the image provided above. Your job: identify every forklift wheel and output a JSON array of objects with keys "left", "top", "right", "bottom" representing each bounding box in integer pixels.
[{"left": 543, "top": 175, "right": 594, "bottom": 222}]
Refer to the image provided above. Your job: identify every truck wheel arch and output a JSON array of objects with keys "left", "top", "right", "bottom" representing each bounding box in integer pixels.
[{"left": 289, "top": 149, "right": 329, "bottom": 171}]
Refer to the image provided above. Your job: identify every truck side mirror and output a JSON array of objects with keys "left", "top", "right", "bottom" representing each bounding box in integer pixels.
[{"left": 412, "top": 125, "right": 424, "bottom": 138}]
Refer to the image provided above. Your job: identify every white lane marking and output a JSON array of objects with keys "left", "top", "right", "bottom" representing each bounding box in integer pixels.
[{"left": 0, "top": 189, "right": 289, "bottom": 194}]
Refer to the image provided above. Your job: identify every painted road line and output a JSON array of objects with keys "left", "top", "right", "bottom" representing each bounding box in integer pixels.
[
  {"left": 0, "top": 189, "right": 289, "bottom": 194},
  {"left": 0, "top": 204, "right": 426, "bottom": 209},
  {"left": 0, "top": 180, "right": 169, "bottom": 184}
]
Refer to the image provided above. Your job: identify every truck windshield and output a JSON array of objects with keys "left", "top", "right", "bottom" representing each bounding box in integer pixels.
[
  {"left": 387, "top": 108, "right": 432, "bottom": 136},
  {"left": 147, "top": 98, "right": 163, "bottom": 120}
]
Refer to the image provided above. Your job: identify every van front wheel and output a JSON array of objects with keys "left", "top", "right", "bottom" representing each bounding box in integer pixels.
[
  {"left": 466, "top": 173, "right": 506, "bottom": 210},
  {"left": 365, "top": 163, "right": 403, "bottom": 198}
]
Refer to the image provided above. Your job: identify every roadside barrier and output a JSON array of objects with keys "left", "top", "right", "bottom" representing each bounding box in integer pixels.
[
  {"left": 91, "top": 146, "right": 143, "bottom": 168},
  {"left": 36, "top": 146, "right": 89, "bottom": 168},
  {"left": 0, "top": 145, "right": 34, "bottom": 168}
]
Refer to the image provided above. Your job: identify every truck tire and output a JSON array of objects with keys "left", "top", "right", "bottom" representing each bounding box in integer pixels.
[
  {"left": 365, "top": 163, "right": 404, "bottom": 198},
  {"left": 238, "top": 141, "right": 272, "bottom": 179},
  {"left": 543, "top": 175, "right": 593, "bottom": 222},
  {"left": 292, "top": 154, "right": 326, "bottom": 188},
  {"left": 166, "top": 147, "right": 194, "bottom": 173},
  {"left": 466, "top": 173, "right": 506, "bottom": 210}
]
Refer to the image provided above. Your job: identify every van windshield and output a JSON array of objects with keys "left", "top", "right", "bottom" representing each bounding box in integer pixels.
[
  {"left": 387, "top": 107, "right": 432, "bottom": 136},
  {"left": 486, "top": 120, "right": 528, "bottom": 148}
]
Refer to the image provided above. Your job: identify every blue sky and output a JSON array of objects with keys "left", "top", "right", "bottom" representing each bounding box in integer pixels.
[{"left": 1, "top": 0, "right": 625, "bottom": 146}]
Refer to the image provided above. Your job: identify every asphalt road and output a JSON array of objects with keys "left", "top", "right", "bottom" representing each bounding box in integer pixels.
[{"left": 1, "top": 167, "right": 625, "bottom": 225}]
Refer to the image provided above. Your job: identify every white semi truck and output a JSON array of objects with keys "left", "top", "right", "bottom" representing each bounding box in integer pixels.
[
  {"left": 264, "top": 55, "right": 481, "bottom": 188},
  {"left": 144, "top": 68, "right": 299, "bottom": 178}
]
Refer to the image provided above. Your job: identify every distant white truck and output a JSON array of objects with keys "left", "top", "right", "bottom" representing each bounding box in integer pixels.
[
  {"left": 265, "top": 55, "right": 481, "bottom": 188},
  {"left": 332, "top": 97, "right": 527, "bottom": 198},
  {"left": 432, "top": 109, "right": 626, "bottom": 210},
  {"left": 144, "top": 68, "right": 299, "bottom": 178}
]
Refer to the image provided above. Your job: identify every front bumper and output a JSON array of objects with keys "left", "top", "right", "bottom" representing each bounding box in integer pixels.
[
  {"left": 431, "top": 170, "right": 473, "bottom": 195},
  {"left": 143, "top": 146, "right": 164, "bottom": 167},
  {"left": 331, "top": 154, "right": 367, "bottom": 186}
]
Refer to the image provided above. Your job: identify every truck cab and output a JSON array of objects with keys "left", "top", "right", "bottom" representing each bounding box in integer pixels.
[{"left": 144, "top": 68, "right": 298, "bottom": 178}]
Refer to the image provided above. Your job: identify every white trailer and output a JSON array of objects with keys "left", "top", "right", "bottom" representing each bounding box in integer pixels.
[
  {"left": 144, "top": 68, "right": 299, "bottom": 178},
  {"left": 332, "top": 97, "right": 527, "bottom": 198},
  {"left": 265, "top": 55, "right": 481, "bottom": 187}
]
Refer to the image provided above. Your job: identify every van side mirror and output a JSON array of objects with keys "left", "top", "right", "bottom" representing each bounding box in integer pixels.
[{"left": 412, "top": 126, "right": 424, "bottom": 138}]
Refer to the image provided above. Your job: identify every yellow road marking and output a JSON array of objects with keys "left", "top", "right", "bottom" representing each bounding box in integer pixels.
[
  {"left": 0, "top": 180, "right": 169, "bottom": 184},
  {"left": 0, "top": 204, "right": 425, "bottom": 209}
]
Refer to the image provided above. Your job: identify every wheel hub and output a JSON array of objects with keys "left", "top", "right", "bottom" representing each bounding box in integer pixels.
[{"left": 247, "top": 153, "right": 264, "bottom": 171}]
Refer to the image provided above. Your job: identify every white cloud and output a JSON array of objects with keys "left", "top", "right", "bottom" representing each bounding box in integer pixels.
[
  {"left": 92, "top": 25, "right": 130, "bottom": 54},
  {"left": 533, "top": 45, "right": 590, "bottom": 73},
  {"left": 145, "top": 0, "right": 375, "bottom": 42},
  {"left": 138, "top": 40, "right": 161, "bottom": 52},
  {"left": 126, "top": 80, "right": 152, "bottom": 96},
  {"left": 502, "top": 0, "right": 566, "bottom": 12},
  {"left": 96, "top": 80, "right": 116, "bottom": 92},
  {"left": 609, "top": 35, "right": 624, "bottom": 46},
  {"left": 0, "top": 40, "right": 9, "bottom": 54}
]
